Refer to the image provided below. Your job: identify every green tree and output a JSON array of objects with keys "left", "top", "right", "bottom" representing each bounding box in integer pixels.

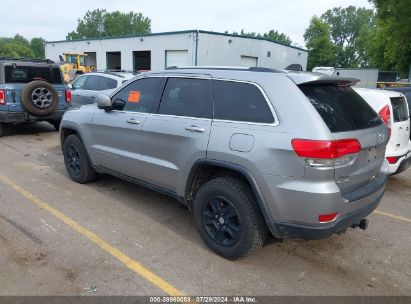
[
  {"left": 320, "top": 6, "right": 375, "bottom": 67},
  {"left": 67, "top": 9, "right": 151, "bottom": 40},
  {"left": 0, "top": 34, "right": 34, "bottom": 58},
  {"left": 303, "top": 6, "right": 376, "bottom": 69},
  {"left": 30, "top": 37, "right": 45, "bottom": 58},
  {"left": 263, "top": 30, "right": 292, "bottom": 46},
  {"left": 104, "top": 12, "right": 151, "bottom": 37},
  {"left": 67, "top": 9, "right": 106, "bottom": 39},
  {"left": 370, "top": 0, "right": 411, "bottom": 77},
  {"left": 225, "top": 29, "right": 293, "bottom": 46},
  {"left": 303, "top": 17, "right": 337, "bottom": 70},
  {"left": 0, "top": 40, "right": 18, "bottom": 57}
]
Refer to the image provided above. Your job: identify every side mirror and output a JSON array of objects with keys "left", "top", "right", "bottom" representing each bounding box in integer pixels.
[
  {"left": 112, "top": 99, "right": 126, "bottom": 111},
  {"left": 96, "top": 94, "right": 112, "bottom": 111},
  {"left": 67, "top": 83, "right": 73, "bottom": 89}
]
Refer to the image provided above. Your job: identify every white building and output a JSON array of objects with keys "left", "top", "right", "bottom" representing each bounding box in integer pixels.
[{"left": 45, "top": 30, "right": 308, "bottom": 71}]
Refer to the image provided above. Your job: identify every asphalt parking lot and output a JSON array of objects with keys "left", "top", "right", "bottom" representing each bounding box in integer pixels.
[{"left": 0, "top": 122, "right": 410, "bottom": 296}]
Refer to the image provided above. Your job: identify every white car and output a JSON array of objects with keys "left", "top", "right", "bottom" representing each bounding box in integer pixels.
[
  {"left": 355, "top": 88, "right": 411, "bottom": 175},
  {"left": 68, "top": 71, "right": 137, "bottom": 109}
]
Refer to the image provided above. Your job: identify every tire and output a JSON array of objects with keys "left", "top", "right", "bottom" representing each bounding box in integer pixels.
[
  {"left": 193, "top": 177, "right": 268, "bottom": 260},
  {"left": 0, "top": 123, "right": 4, "bottom": 137},
  {"left": 50, "top": 120, "right": 61, "bottom": 131},
  {"left": 62, "top": 134, "right": 97, "bottom": 183},
  {"left": 21, "top": 81, "right": 59, "bottom": 116}
]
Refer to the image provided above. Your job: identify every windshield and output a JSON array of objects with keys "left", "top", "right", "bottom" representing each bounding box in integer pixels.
[{"left": 65, "top": 55, "right": 77, "bottom": 64}]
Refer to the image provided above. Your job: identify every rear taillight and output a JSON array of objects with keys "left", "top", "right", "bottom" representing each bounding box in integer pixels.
[
  {"left": 386, "top": 156, "right": 398, "bottom": 164},
  {"left": 319, "top": 212, "right": 339, "bottom": 223},
  {"left": 378, "top": 105, "right": 391, "bottom": 138},
  {"left": 0, "top": 90, "right": 5, "bottom": 105},
  {"left": 291, "top": 138, "right": 361, "bottom": 167},
  {"left": 65, "top": 89, "right": 71, "bottom": 103}
]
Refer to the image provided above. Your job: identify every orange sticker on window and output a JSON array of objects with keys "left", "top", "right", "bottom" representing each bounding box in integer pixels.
[{"left": 128, "top": 91, "right": 141, "bottom": 103}]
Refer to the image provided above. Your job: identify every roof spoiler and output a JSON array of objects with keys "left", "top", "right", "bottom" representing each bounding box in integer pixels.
[{"left": 287, "top": 73, "right": 360, "bottom": 86}]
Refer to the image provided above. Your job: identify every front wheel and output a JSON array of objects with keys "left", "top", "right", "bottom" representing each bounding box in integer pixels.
[
  {"left": 63, "top": 134, "right": 97, "bottom": 183},
  {"left": 193, "top": 177, "right": 268, "bottom": 260}
]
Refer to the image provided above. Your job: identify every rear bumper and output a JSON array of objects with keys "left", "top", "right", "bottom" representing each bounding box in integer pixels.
[
  {"left": 0, "top": 110, "right": 67, "bottom": 123},
  {"left": 392, "top": 153, "right": 411, "bottom": 175},
  {"left": 387, "top": 142, "right": 411, "bottom": 174},
  {"left": 265, "top": 174, "right": 388, "bottom": 240}
]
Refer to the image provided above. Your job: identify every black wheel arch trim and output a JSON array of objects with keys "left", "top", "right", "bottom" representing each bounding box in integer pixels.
[
  {"left": 60, "top": 125, "right": 99, "bottom": 171},
  {"left": 60, "top": 125, "right": 80, "bottom": 147},
  {"left": 186, "top": 159, "right": 280, "bottom": 237}
]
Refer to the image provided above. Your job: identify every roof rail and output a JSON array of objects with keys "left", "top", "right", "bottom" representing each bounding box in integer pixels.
[
  {"left": 94, "top": 70, "right": 141, "bottom": 78},
  {"left": 0, "top": 57, "right": 55, "bottom": 64},
  {"left": 165, "top": 66, "right": 283, "bottom": 73}
]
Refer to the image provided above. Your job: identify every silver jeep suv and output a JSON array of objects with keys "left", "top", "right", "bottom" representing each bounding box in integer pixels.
[{"left": 60, "top": 67, "right": 389, "bottom": 259}]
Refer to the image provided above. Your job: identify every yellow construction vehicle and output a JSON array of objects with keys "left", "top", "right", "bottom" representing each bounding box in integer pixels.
[{"left": 59, "top": 52, "right": 95, "bottom": 83}]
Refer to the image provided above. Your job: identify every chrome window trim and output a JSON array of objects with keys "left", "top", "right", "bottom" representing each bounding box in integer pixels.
[
  {"left": 112, "top": 74, "right": 280, "bottom": 126},
  {"left": 109, "top": 74, "right": 165, "bottom": 97},
  {"left": 148, "top": 113, "right": 212, "bottom": 121}
]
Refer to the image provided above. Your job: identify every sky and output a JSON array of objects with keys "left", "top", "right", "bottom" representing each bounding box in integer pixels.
[{"left": 0, "top": 0, "right": 374, "bottom": 47}]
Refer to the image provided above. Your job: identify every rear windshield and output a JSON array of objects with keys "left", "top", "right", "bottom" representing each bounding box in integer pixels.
[
  {"left": 391, "top": 97, "right": 409, "bottom": 122},
  {"left": 299, "top": 84, "right": 382, "bottom": 133},
  {"left": 4, "top": 65, "right": 63, "bottom": 84}
]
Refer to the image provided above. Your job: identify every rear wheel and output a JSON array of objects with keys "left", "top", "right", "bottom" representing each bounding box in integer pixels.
[
  {"left": 193, "top": 177, "right": 268, "bottom": 260},
  {"left": 63, "top": 134, "right": 97, "bottom": 183}
]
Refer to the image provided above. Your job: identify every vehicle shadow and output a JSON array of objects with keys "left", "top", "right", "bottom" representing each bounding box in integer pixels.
[
  {"left": 74, "top": 173, "right": 338, "bottom": 254},
  {"left": 1, "top": 122, "right": 55, "bottom": 137},
  {"left": 91, "top": 173, "right": 200, "bottom": 241},
  {"left": 387, "top": 173, "right": 411, "bottom": 193}
]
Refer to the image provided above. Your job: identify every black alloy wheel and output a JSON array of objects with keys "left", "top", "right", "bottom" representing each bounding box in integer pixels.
[{"left": 66, "top": 144, "right": 81, "bottom": 177}]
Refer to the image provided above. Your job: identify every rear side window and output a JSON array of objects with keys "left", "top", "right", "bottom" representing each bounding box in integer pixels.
[
  {"left": 4, "top": 66, "right": 62, "bottom": 84},
  {"left": 72, "top": 75, "right": 87, "bottom": 89},
  {"left": 100, "top": 77, "right": 117, "bottom": 90},
  {"left": 299, "top": 84, "right": 382, "bottom": 132},
  {"left": 158, "top": 78, "right": 212, "bottom": 118},
  {"left": 391, "top": 97, "right": 409, "bottom": 122},
  {"left": 84, "top": 76, "right": 117, "bottom": 91},
  {"left": 212, "top": 80, "right": 274, "bottom": 123}
]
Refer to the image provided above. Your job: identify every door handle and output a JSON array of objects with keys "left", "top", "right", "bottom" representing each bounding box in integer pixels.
[
  {"left": 126, "top": 118, "right": 141, "bottom": 125},
  {"left": 185, "top": 125, "right": 205, "bottom": 133}
]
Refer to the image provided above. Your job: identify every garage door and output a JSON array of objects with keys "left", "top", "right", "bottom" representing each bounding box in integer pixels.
[
  {"left": 240, "top": 55, "right": 258, "bottom": 67},
  {"left": 166, "top": 50, "right": 189, "bottom": 68}
]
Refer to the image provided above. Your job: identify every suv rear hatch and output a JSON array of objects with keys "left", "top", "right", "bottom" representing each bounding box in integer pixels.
[
  {"left": 298, "top": 83, "right": 388, "bottom": 195},
  {"left": 2, "top": 64, "right": 67, "bottom": 112}
]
